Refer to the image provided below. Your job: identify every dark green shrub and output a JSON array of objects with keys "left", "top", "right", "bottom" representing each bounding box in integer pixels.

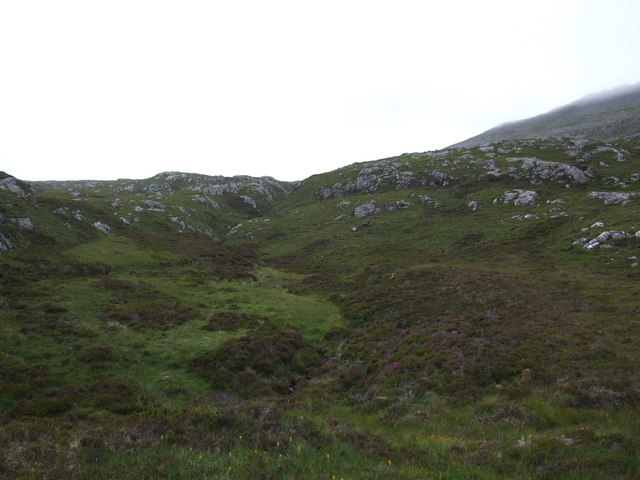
[
  {"left": 13, "top": 397, "right": 73, "bottom": 417},
  {"left": 190, "top": 323, "right": 323, "bottom": 397},
  {"left": 202, "top": 310, "right": 259, "bottom": 331}
]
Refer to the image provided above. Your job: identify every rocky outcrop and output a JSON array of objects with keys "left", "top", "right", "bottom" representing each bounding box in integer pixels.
[
  {"left": 318, "top": 160, "right": 453, "bottom": 200},
  {"left": 0, "top": 173, "right": 35, "bottom": 200},
  {"left": 506, "top": 158, "right": 593, "bottom": 184}
]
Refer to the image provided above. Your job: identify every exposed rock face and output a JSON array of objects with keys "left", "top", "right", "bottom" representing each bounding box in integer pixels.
[
  {"left": 191, "top": 175, "right": 293, "bottom": 203},
  {"left": 588, "top": 191, "right": 639, "bottom": 205},
  {"left": 0, "top": 174, "right": 35, "bottom": 200},
  {"left": 318, "top": 160, "right": 454, "bottom": 200},
  {"left": 353, "top": 202, "right": 380, "bottom": 218}
]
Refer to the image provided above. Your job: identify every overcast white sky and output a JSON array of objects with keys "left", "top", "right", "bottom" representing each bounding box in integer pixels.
[{"left": 1, "top": 0, "right": 640, "bottom": 182}]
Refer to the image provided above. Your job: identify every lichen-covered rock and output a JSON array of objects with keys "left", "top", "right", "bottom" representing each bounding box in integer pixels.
[
  {"left": 386, "top": 200, "right": 411, "bottom": 211},
  {"left": 574, "top": 230, "right": 636, "bottom": 250},
  {"left": 141, "top": 200, "right": 165, "bottom": 211},
  {"left": 227, "top": 224, "right": 243, "bottom": 237},
  {"left": 592, "top": 145, "right": 628, "bottom": 162},
  {"left": 318, "top": 160, "right": 422, "bottom": 199},
  {"left": 53, "top": 206, "right": 69, "bottom": 215},
  {"left": 92, "top": 221, "right": 112, "bottom": 234},
  {"left": 500, "top": 190, "right": 538, "bottom": 206},
  {"left": 240, "top": 196, "right": 258, "bottom": 210},
  {"left": 354, "top": 202, "right": 380, "bottom": 218},
  {"left": 0, "top": 232, "right": 11, "bottom": 252},
  {"left": 588, "top": 191, "right": 639, "bottom": 205},
  {"left": 170, "top": 216, "right": 187, "bottom": 230},
  {"left": 191, "top": 195, "right": 221, "bottom": 210},
  {"left": 0, "top": 173, "right": 35, "bottom": 200},
  {"left": 425, "top": 170, "right": 453, "bottom": 186},
  {"left": 415, "top": 194, "right": 440, "bottom": 207},
  {"left": 14, "top": 218, "right": 34, "bottom": 230},
  {"left": 507, "top": 158, "right": 593, "bottom": 184}
]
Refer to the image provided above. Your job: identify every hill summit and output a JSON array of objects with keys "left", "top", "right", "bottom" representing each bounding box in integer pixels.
[{"left": 450, "top": 82, "right": 640, "bottom": 148}]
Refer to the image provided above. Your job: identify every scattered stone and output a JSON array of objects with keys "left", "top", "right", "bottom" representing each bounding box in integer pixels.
[
  {"left": 468, "top": 200, "right": 479, "bottom": 211},
  {"left": 592, "top": 145, "right": 627, "bottom": 162},
  {"left": 354, "top": 202, "right": 380, "bottom": 218},
  {"left": 557, "top": 436, "right": 578, "bottom": 447},
  {"left": 241, "top": 196, "right": 258, "bottom": 210},
  {"left": 386, "top": 200, "right": 411, "bottom": 211},
  {"left": 501, "top": 190, "right": 538, "bottom": 206},
  {"left": 576, "top": 230, "right": 636, "bottom": 250},
  {"left": 142, "top": 200, "right": 165, "bottom": 211},
  {"left": 14, "top": 217, "right": 34, "bottom": 230},
  {"left": 416, "top": 195, "right": 440, "bottom": 206},
  {"left": 227, "top": 224, "right": 243, "bottom": 237},
  {"left": 53, "top": 206, "right": 69, "bottom": 215},
  {"left": 588, "top": 191, "right": 639, "bottom": 205},
  {"left": 511, "top": 214, "right": 539, "bottom": 221},
  {"left": 191, "top": 195, "right": 221, "bottom": 210},
  {"left": 92, "top": 221, "right": 111, "bottom": 234}
]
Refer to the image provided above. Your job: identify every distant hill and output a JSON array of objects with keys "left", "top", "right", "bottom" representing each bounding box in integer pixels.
[{"left": 449, "top": 82, "right": 640, "bottom": 148}]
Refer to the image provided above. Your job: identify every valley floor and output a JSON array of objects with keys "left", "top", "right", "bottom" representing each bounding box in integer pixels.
[{"left": 1, "top": 232, "right": 639, "bottom": 479}]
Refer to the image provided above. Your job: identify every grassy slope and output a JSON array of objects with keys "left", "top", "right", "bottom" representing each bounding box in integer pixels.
[{"left": 1, "top": 138, "right": 640, "bottom": 478}]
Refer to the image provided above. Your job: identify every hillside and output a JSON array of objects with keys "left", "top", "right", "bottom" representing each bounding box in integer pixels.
[
  {"left": 450, "top": 83, "right": 640, "bottom": 148},
  {"left": 1, "top": 133, "right": 640, "bottom": 477},
  {"left": 0, "top": 171, "right": 294, "bottom": 252}
]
